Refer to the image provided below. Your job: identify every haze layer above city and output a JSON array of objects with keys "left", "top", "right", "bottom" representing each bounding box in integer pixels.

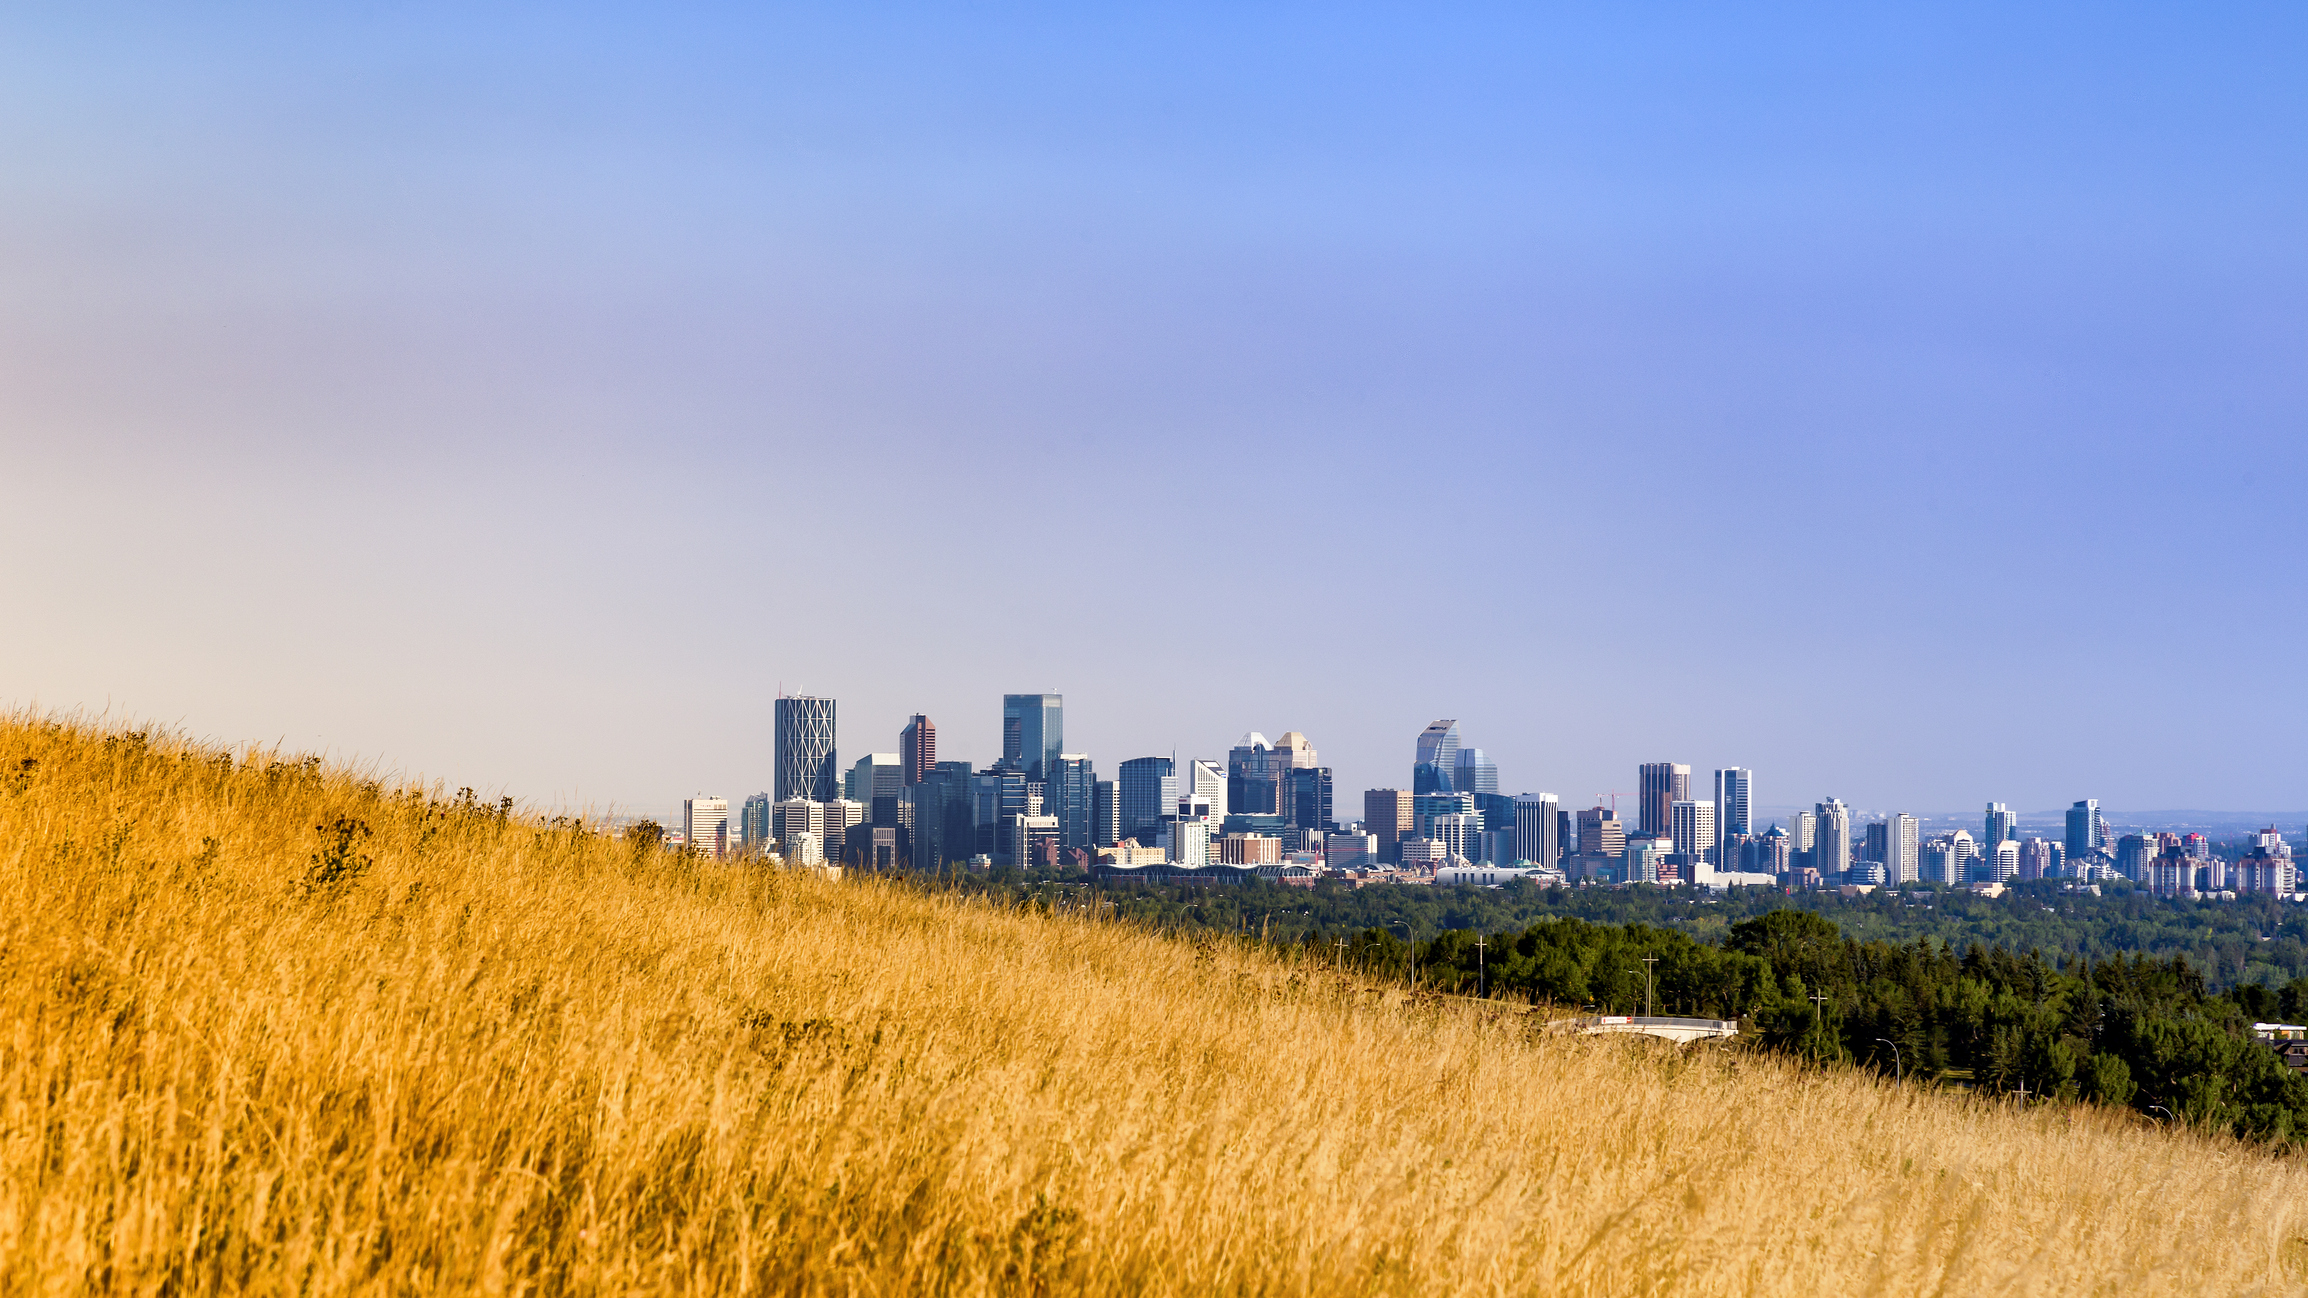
[{"left": 3, "top": 5, "right": 2303, "bottom": 815}]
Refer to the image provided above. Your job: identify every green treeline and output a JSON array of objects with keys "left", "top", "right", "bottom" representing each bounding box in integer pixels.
[
  {"left": 1351, "top": 910, "right": 2308, "bottom": 1144},
  {"left": 921, "top": 868, "right": 2308, "bottom": 1142}
]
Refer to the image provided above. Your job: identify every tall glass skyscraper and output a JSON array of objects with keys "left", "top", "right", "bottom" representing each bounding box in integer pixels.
[
  {"left": 1414, "top": 720, "right": 1459, "bottom": 793},
  {"left": 1046, "top": 754, "right": 1097, "bottom": 853},
  {"left": 774, "top": 695, "right": 838, "bottom": 802},
  {"left": 1001, "top": 693, "right": 1063, "bottom": 782},
  {"left": 1714, "top": 767, "right": 1753, "bottom": 868},
  {"left": 1117, "top": 757, "right": 1177, "bottom": 841},
  {"left": 1453, "top": 747, "right": 1497, "bottom": 796}
]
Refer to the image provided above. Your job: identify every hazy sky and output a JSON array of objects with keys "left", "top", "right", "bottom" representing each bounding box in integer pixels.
[{"left": 4, "top": 4, "right": 2304, "bottom": 818}]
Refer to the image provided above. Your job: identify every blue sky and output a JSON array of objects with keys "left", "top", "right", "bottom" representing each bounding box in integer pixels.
[{"left": 3, "top": 4, "right": 2303, "bottom": 817}]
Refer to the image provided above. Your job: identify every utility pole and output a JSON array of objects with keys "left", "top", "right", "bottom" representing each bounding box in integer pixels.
[
  {"left": 1641, "top": 955, "right": 1658, "bottom": 1017},
  {"left": 1334, "top": 937, "right": 1347, "bottom": 970},
  {"left": 1476, "top": 934, "right": 1489, "bottom": 999}
]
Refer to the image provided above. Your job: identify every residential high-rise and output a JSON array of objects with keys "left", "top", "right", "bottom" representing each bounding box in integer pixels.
[
  {"left": 1713, "top": 768, "right": 1753, "bottom": 869},
  {"left": 1046, "top": 754, "right": 1097, "bottom": 854},
  {"left": 845, "top": 753, "right": 902, "bottom": 804},
  {"left": 1093, "top": 779, "right": 1119, "bottom": 848},
  {"left": 1887, "top": 813, "right": 1920, "bottom": 883},
  {"left": 1862, "top": 821, "right": 1888, "bottom": 865},
  {"left": 1949, "top": 828, "right": 1978, "bottom": 880},
  {"left": 683, "top": 796, "right": 730, "bottom": 860},
  {"left": 1453, "top": 747, "right": 1498, "bottom": 796},
  {"left": 1814, "top": 798, "right": 1851, "bottom": 879},
  {"left": 1638, "top": 763, "right": 1692, "bottom": 837},
  {"left": 1921, "top": 836, "right": 1957, "bottom": 885},
  {"left": 774, "top": 695, "right": 838, "bottom": 802},
  {"left": 1365, "top": 788, "right": 1414, "bottom": 863},
  {"left": 1117, "top": 757, "right": 1177, "bottom": 841},
  {"left": 2065, "top": 800, "right": 2101, "bottom": 860},
  {"left": 1670, "top": 799, "right": 1716, "bottom": 862},
  {"left": 1790, "top": 810, "right": 1817, "bottom": 854},
  {"left": 1413, "top": 720, "right": 1460, "bottom": 793},
  {"left": 1514, "top": 793, "right": 1561, "bottom": 867},
  {"left": 899, "top": 715, "right": 935, "bottom": 786},
  {"left": 1984, "top": 802, "right": 2017, "bottom": 852},
  {"left": 2115, "top": 833, "right": 2155, "bottom": 880},
  {"left": 2018, "top": 837, "right": 2056, "bottom": 880},
  {"left": 1000, "top": 694, "right": 1063, "bottom": 782},
  {"left": 739, "top": 793, "right": 771, "bottom": 851}
]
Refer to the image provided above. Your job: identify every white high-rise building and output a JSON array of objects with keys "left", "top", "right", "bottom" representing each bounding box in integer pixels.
[
  {"left": 1920, "top": 837, "right": 1957, "bottom": 885},
  {"left": 1431, "top": 812, "right": 1482, "bottom": 863},
  {"left": 1950, "top": 828, "right": 1978, "bottom": 880},
  {"left": 684, "top": 796, "right": 730, "bottom": 860},
  {"left": 1187, "top": 758, "right": 1227, "bottom": 824},
  {"left": 1815, "top": 799, "right": 1851, "bottom": 879},
  {"left": 824, "top": 798, "right": 867, "bottom": 861},
  {"left": 1886, "top": 813, "right": 1920, "bottom": 883},
  {"left": 1790, "top": 810, "right": 1817, "bottom": 854},
  {"left": 1670, "top": 799, "right": 1717, "bottom": 862},
  {"left": 1514, "top": 792, "right": 1561, "bottom": 867},
  {"left": 1991, "top": 838, "right": 2022, "bottom": 881},
  {"left": 773, "top": 798, "right": 824, "bottom": 850}
]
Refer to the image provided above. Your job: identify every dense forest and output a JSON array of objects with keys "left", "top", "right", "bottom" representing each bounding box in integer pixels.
[{"left": 917, "top": 867, "right": 2308, "bottom": 1142}]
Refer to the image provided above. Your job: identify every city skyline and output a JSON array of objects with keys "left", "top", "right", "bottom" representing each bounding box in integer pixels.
[{"left": 5, "top": 8, "right": 2304, "bottom": 815}]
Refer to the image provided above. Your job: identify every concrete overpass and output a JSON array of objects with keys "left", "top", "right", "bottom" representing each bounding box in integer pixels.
[{"left": 1577, "top": 1015, "right": 1740, "bottom": 1044}]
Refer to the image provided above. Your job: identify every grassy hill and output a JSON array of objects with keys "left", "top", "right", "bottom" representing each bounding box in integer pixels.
[{"left": 3, "top": 715, "right": 2305, "bottom": 1294}]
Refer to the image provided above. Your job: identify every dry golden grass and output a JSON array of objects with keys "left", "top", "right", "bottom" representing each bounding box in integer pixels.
[{"left": 3, "top": 714, "right": 2306, "bottom": 1295}]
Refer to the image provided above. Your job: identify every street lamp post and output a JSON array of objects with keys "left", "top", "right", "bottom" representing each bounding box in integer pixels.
[{"left": 1875, "top": 1037, "right": 1903, "bottom": 1082}]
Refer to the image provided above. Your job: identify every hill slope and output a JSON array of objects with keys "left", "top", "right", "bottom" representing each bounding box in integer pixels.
[{"left": 2, "top": 716, "right": 2304, "bottom": 1294}]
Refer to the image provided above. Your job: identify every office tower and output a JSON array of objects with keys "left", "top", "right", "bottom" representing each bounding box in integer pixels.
[
  {"left": 2065, "top": 800, "right": 2100, "bottom": 860},
  {"left": 1790, "top": 810, "right": 1817, "bottom": 853},
  {"left": 1473, "top": 793, "right": 1516, "bottom": 853},
  {"left": 1187, "top": 758, "right": 1227, "bottom": 823},
  {"left": 1577, "top": 805, "right": 1626, "bottom": 858},
  {"left": 1046, "top": 754, "right": 1096, "bottom": 853},
  {"left": 1624, "top": 836, "right": 1670, "bottom": 885},
  {"left": 1414, "top": 791, "right": 1477, "bottom": 840},
  {"left": 1414, "top": 720, "right": 1460, "bottom": 793},
  {"left": 1009, "top": 813, "right": 1062, "bottom": 869},
  {"left": 1984, "top": 802, "right": 2016, "bottom": 852},
  {"left": 683, "top": 796, "right": 730, "bottom": 860},
  {"left": 1286, "top": 766, "right": 1334, "bottom": 831},
  {"left": 917, "top": 761, "right": 979, "bottom": 870},
  {"left": 1990, "top": 838, "right": 2021, "bottom": 881},
  {"left": 1670, "top": 799, "right": 1716, "bottom": 862},
  {"left": 823, "top": 798, "right": 866, "bottom": 862},
  {"left": 1325, "top": 832, "right": 1378, "bottom": 871},
  {"left": 1454, "top": 747, "right": 1498, "bottom": 796},
  {"left": 1431, "top": 812, "right": 1481, "bottom": 863},
  {"left": 1887, "top": 813, "right": 1920, "bottom": 883},
  {"left": 1000, "top": 693, "right": 1063, "bottom": 782},
  {"left": 1515, "top": 793, "right": 1562, "bottom": 867},
  {"left": 1093, "top": 779, "right": 1119, "bottom": 848},
  {"left": 1117, "top": 757, "right": 1178, "bottom": 841},
  {"left": 739, "top": 793, "right": 771, "bottom": 850},
  {"left": 899, "top": 715, "right": 935, "bottom": 786},
  {"left": 972, "top": 766, "right": 1031, "bottom": 862},
  {"left": 1713, "top": 768, "right": 1753, "bottom": 870},
  {"left": 1814, "top": 799, "right": 1851, "bottom": 879},
  {"left": 1638, "top": 763, "right": 1691, "bottom": 837},
  {"left": 1365, "top": 788, "right": 1414, "bottom": 862},
  {"left": 845, "top": 753, "right": 903, "bottom": 804},
  {"left": 1273, "top": 731, "right": 1319, "bottom": 769},
  {"left": 774, "top": 695, "right": 838, "bottom": 802},
  {"left": 1227, "top": 732, "right": 1282, "bottom": 815},
  {"left": 772, "top": 798, "right": 824, "bottom": 850}
]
